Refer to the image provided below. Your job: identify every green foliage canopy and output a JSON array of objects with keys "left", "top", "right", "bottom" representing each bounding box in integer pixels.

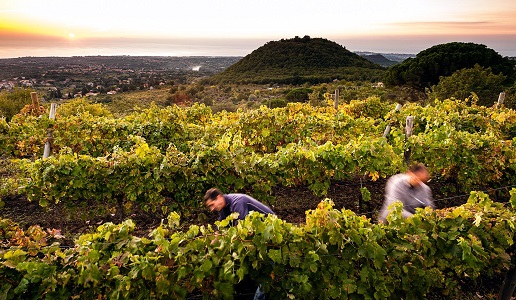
[
  {"left": 1, "top": 193, "right": 516, "bottom": 299},
  {"left": 429, "top": 64, "right": 507, "bottom": 106},
  {"left": 383, "top": 42, "right": 516, "bottom": 89},
  {"left": 56, "top": 98, "right": 113, "bottom": 118},
  {"left": 285, "top": 87, "right": 313, "bottom": 102},
  {"left": 0, "top": 88, "right": 33, "bottom": 121}
]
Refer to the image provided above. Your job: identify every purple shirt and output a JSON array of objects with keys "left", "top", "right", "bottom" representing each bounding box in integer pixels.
[{"left": 219, "top": 193, "right": 275, "bottom": 223}]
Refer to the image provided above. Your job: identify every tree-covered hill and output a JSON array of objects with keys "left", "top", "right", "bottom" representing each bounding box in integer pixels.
[
  {"left": 360, "top": 53, "right": 398, "bottom": 67},
  {"left": 210, "top": 36, "right": 385, "bottom": 84},
  {"left": 383, "top": 42, "right": 516, "bottom": 89}
]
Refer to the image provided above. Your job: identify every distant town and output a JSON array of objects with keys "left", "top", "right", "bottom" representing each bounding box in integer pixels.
[
  {"left": 0, "top": 53, "right": 421, "bottom": 101},
  {"left": 0, "top": 56, "right": 241, "bottom": 100}
]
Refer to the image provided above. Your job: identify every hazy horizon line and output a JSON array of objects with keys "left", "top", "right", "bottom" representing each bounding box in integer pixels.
[{"left": 0, "top": 34, "right": 515, "bottom": 59}]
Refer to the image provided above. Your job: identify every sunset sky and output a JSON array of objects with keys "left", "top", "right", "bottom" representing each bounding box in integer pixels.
[{"left": 1, "top": 0, "right": 516, "bottom": 58}]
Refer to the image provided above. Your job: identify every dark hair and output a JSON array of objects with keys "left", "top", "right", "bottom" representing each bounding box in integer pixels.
[
  {"left": 204, "top": 188, "right": 223, "bottom": 202},
  {"left": 408, "top": 163, "right": 427, "bottom": 174}
]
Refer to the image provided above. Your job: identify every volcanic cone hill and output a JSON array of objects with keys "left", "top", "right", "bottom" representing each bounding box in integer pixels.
[{"left": 210, "top": 36, "right": 385, "bottom": 84}]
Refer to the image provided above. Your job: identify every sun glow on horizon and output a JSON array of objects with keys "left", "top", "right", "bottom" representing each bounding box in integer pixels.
[{"left": 1, "top": 0, "right": 515, "bottom": 57}]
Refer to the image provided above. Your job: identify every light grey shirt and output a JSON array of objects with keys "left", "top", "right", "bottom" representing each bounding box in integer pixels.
[{"left": 378, "top": 173, "right": 434, "bottom": 223}]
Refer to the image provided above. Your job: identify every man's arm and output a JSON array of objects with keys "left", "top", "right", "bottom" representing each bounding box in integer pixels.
[{"left": 231, "top": 201, "right": 249, "bottom": 220}]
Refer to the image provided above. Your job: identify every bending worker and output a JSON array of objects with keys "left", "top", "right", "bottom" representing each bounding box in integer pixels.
[
  {"left": 204, "top": 187, "right": 275, "bottom": 300},
  {"left": 378, "top": 163, "right": 435, "bottom": 223},
  {"left": 204, "top": 187, "right": 275, "bottom": 224}
]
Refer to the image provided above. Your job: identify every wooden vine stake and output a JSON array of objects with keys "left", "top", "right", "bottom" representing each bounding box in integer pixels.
[
  {"left": 334, "top": 89, "right": 339, "bottom": 112},
  {"left": 495, "top": 92, "right": 506, "bottom": 108},
  {"left": 30, "top": 92, "right": 44, "bottom": 115},
  {"left": 404, "top": 116, "right": 414, "bottom": 166},
  {"left": 43, "top": 103, "right": 57, "bottom": 158},
  {"left": 383, "top": 103, "right": 403, "bottom": 138},
  {"left": 30, "top": 92, "right": 39, "bottom": 109}
]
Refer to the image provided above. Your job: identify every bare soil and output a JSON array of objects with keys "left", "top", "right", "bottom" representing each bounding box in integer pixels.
[{"left": 1, "top": 178, "right": 466, "bottom": 239}]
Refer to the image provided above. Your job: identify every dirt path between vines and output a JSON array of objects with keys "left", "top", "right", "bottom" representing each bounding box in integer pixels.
[{"left": 1, "top": 178, "right": 473, "bottom": 240}]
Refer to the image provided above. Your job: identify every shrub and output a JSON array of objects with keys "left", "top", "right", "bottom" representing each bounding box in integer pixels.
[{"left": 0, "top": 88, "right": 33, "bottom": 121}]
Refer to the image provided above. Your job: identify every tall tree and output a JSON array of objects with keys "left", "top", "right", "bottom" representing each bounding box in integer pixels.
[
  {"left": 429, "top": 64, "right": 506, "bottom": 106},
  {"left": 0, "top": 88, "right": 33, "bottom": 121},
  {"left": 383, "top": 42, "right": 515, "bottom": 89}
]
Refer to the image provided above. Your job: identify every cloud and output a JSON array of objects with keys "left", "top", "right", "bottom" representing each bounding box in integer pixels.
[
  {"left": 388, "top": 21, "right": 493, "bottom": 28},
  {"left": 0, "top": 31, "right": 63, "bottom": 43},
  {"left": 383, "top": 20, "right": 513, "bottom": 35},
  {"left": 333, "top": 33, "right": 516, "bottom": 56},
  {"left": 0, "top": 35, "right": 267, "bottom": 57},
  {"left": 1, "top": 30, "right": 515, "bottom": 58}
]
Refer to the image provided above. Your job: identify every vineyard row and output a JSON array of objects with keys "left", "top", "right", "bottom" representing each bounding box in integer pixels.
[{"left": 1, "top": 191, "right": 515, "bottom": 299}]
